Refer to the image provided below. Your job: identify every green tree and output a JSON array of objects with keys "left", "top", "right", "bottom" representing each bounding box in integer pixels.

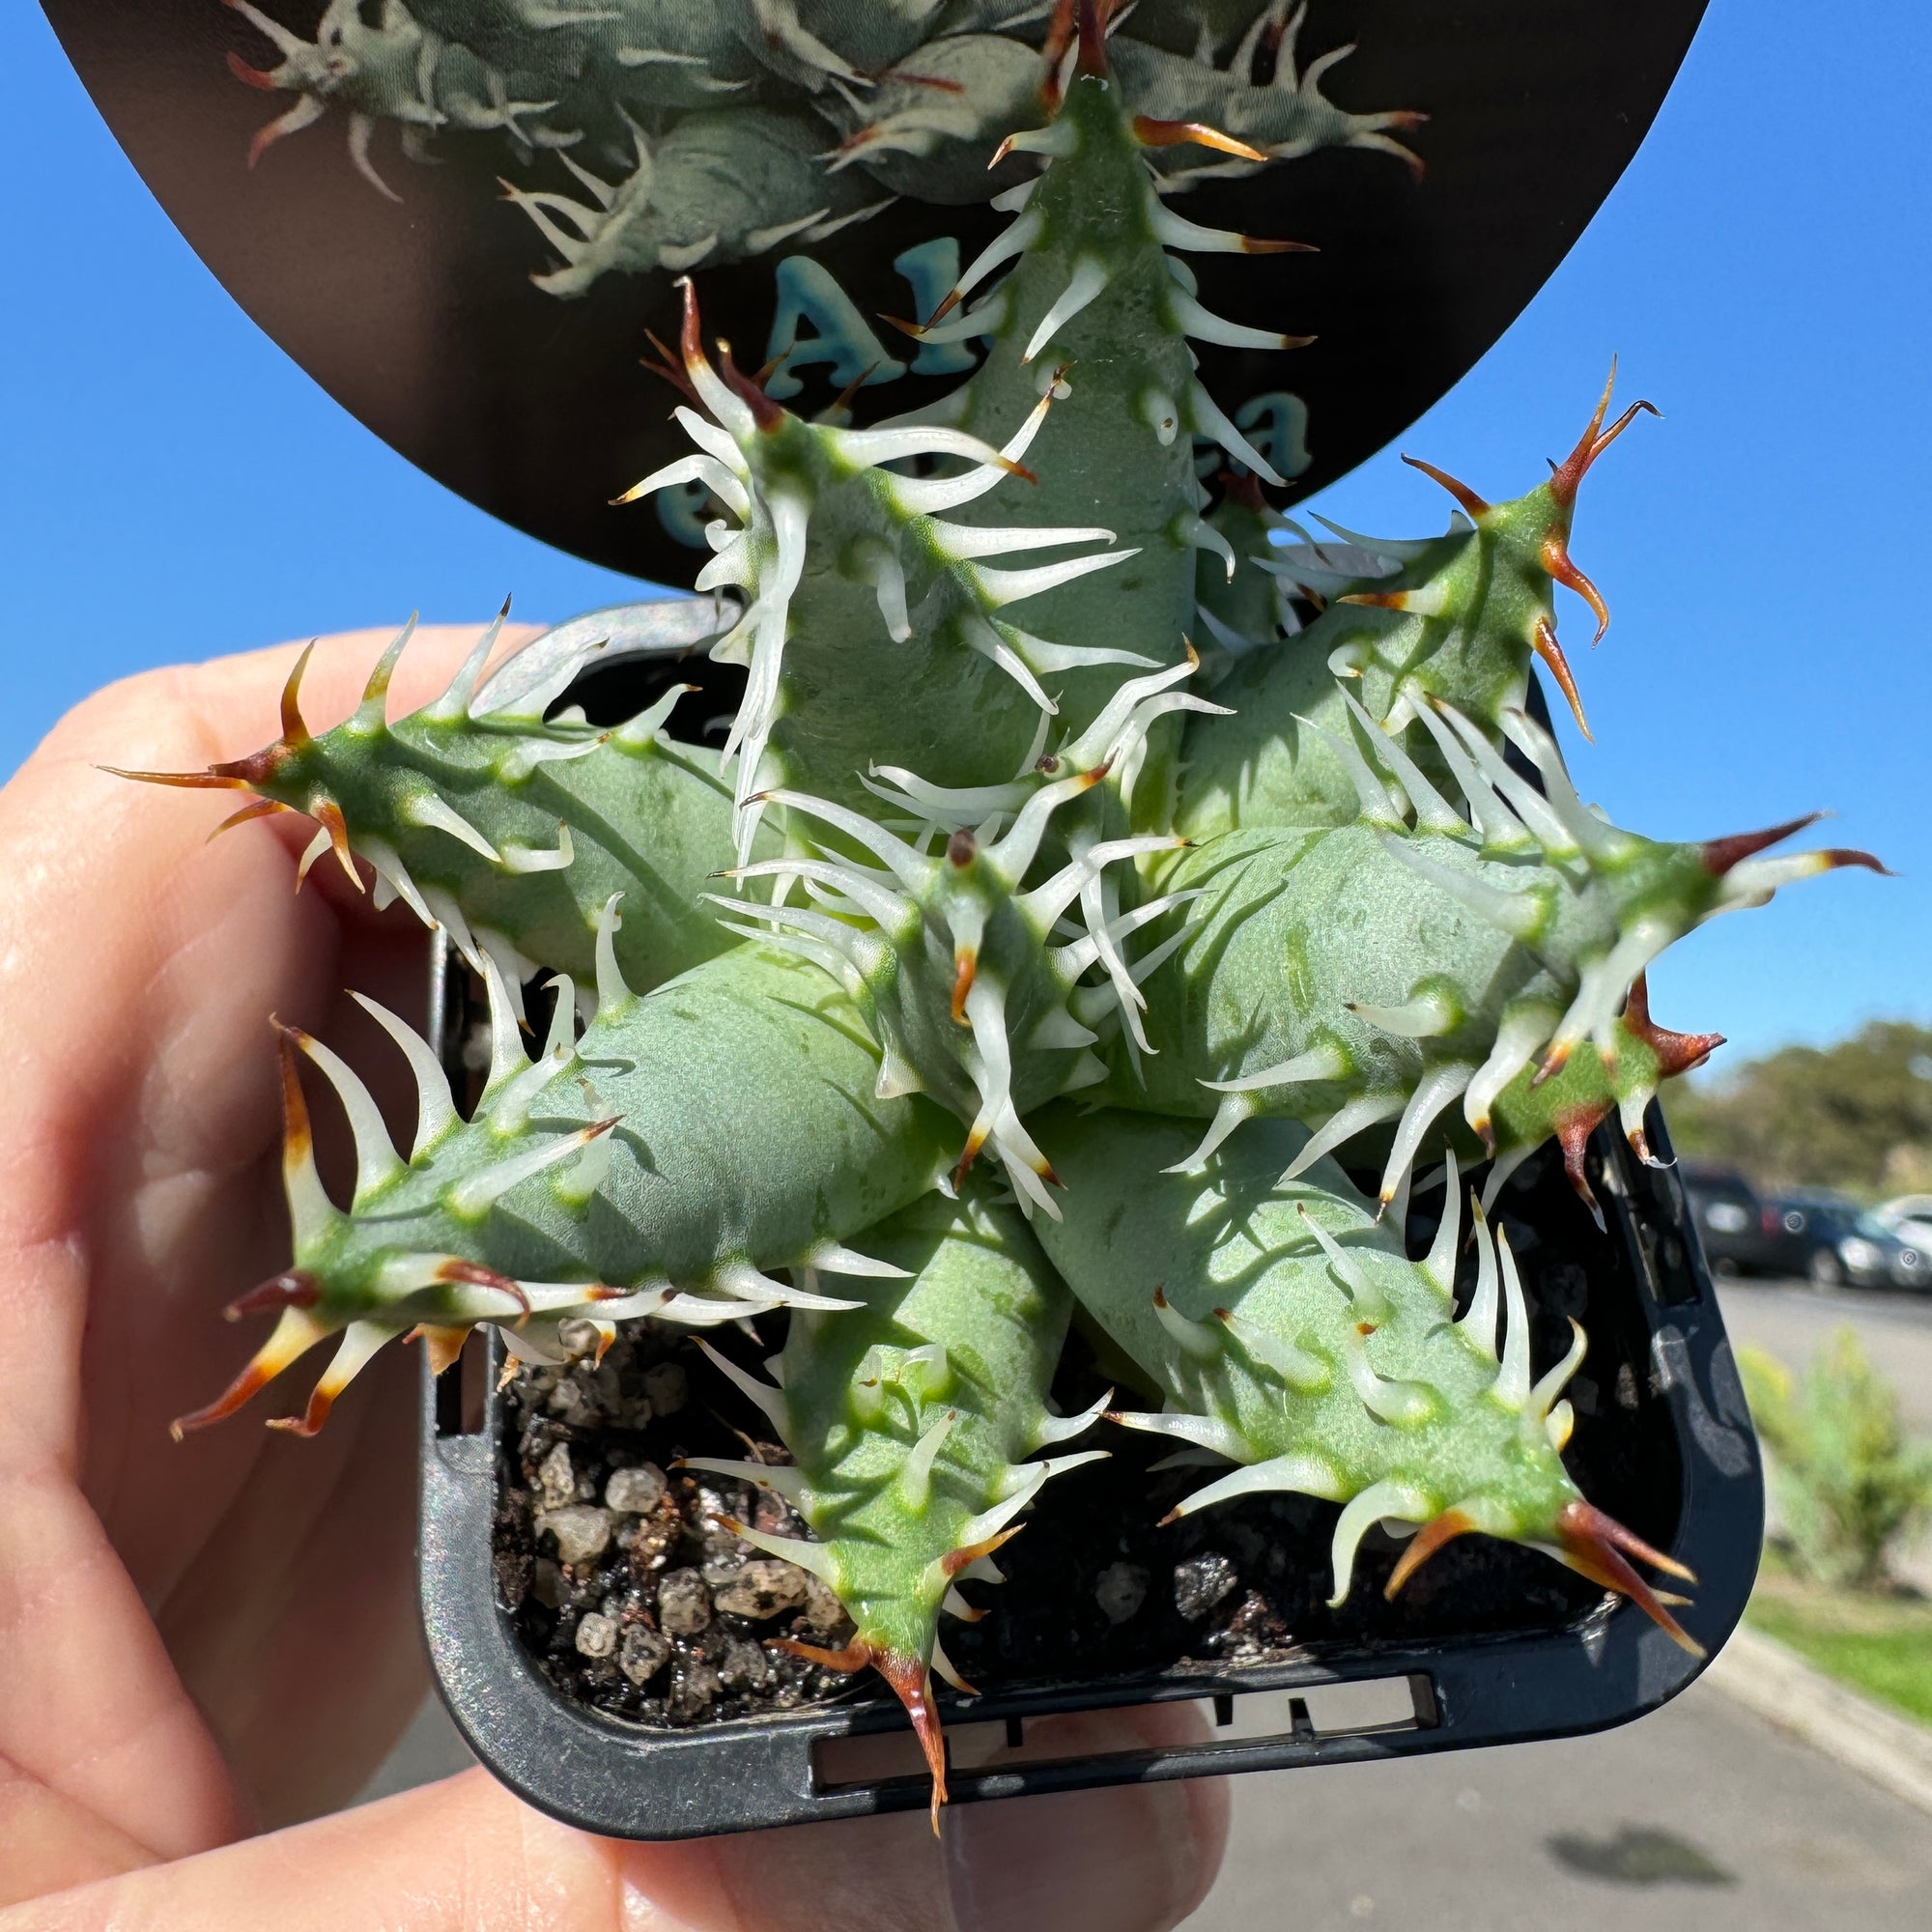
[{"left": 1666, "top": 1020, "right": 1932, "bottom": 1195}]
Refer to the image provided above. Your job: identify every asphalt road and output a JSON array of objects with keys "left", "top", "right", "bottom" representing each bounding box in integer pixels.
[
  {"left": 1189, "top": 1673, "right": 1932, "bottom": 1932},
  {"left": 1714, "top": 1275, "right": 1932, "bottom": 1433},
  {"left": 356, "top": 1275, "right": 1932, "bottom": 1927}
]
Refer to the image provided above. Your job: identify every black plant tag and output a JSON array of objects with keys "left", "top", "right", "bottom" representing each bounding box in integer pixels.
[{"left": 43, "top": 0, "right": 1704, "bottom": 588}]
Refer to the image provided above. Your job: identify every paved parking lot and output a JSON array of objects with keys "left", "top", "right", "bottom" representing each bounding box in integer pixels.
[
  {"left": 1715, "top": 1277, "right": 1932, "bottom": 1430},
  {"left": 1190, "top": 1672, "right": 1932, "bottom": 1932}
]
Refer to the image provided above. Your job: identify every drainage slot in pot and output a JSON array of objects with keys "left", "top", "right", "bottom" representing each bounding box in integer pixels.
[
  {"left": 812, "top": 1675, "right": 1431, "bottom": 1792},
  {"left": 1211, "top": 1675, "right": 1428, "bottom": 1740},
  {"left": 434, "top": 1333, "right": 489, "bottom": 1438}
]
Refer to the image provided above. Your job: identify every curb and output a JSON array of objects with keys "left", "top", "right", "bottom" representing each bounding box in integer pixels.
[{"left": 1704, "top": 1622, "right": 1932, "bottom": 1817}]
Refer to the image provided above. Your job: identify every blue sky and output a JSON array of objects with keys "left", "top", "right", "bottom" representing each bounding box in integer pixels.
[{"left": 5, "top": 1, "right": 1926, "bottom": 1063}]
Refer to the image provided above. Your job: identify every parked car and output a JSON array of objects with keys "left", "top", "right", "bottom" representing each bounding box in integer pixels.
[
  {"left": 1874, "top": 1193, "right": 1932, "bottom": 1253},
  {"left": 1681, "top": 1164, "right": 1783, "bottom": 1276},
  {"left": 1765, "top": 1190, "right": 1931, "bottom": 1291}
]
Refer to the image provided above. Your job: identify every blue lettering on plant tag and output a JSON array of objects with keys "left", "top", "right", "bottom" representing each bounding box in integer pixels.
[
  {"left": 765, "top": 258, "right": 907, "bottom": 400},
  {"left": 1236, "top": 392, "right": 1312, "bottom": 478},
  {"left": 663, "top": 242, "right": 988, "bottom": 546},
  {"left": 1195, "top": 391, "right": 1313, "bottom": 481},
  {"left": 656, "top": 477, "right": 714, "bottom": 550},
  {"left": 893, "top": 239, "right": 977, "bottom": 377}
]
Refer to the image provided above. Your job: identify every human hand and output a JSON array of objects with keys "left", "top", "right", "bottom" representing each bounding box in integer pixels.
[{"left": 0, "top": 625, "right": 1228, "bottom": 1929}]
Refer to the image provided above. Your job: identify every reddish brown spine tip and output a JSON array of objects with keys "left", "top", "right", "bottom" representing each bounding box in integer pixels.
[
  {"left": 168, "top": 1308, "right": 326, "bottom": 1437},
  {"left": 1541, "top": 532, "right": 1611, "bottom": 642},
  {"left": 874, "top": 1651, "right": 951, "bottom": 1833},
  {"left": 946, "top": 828, "right": 978, "bottom": 868},
  {"left": 1151, "top": 1285, "right": 1170, "bottom": 1308},
  {"left": 312, "top": 799, "right": 363, "bottom": 891},
  {"left": 225, "top": 1270, "right": 321, "bottom": 1320},
  {"left": 879, "top": 311, "right": 927, "bottom": 341},
  {"left": 950, "top": 1143, "right": 982, "bottom": 1193},
  {"left": 923, "top": 285, "right": 966, "bottom": 327},
  {"left": 435, "top": 1258, "right": 531, "bottom": 1316},
  {"left": 1820, "top": 848, "right": 1892, "bottom": 877},
  {"left": 639, "top": 328, "right": 701, "bottom": 410},
  {"left": 717, "top": 340, "right": 783, "bottom": 431},
  {"left": 950, "top": 948, "right": 978, "bottom": 1025},
  {"left": 1700, "top": 811, "right": 1825, "bottom": 876},
  {"left": 675, "top": 275, "right": 703, "bottom": 371},
  {"left": 170, "top": 1359, "right": 276, "bottom": 1437},
  {"left": 273, "top": 1022, "right": 314, "bottom": 1169},
  {"left": 412, "top": 1324, "right": 470, "bottom": 1378},
  {"left": 1567, "top": 1500, "right": 1698, "bottom": 1583},
  {"left": 941, "top": 1525, "right": 1023, "bottom": 1578},
  {"left": 1548, "top": 362, "right": 1660, "bottom": 510},
  {"left": 1338, "top": 589, "right": 1418, "bottom": 611},
  {"left": 1132, "top": 115, "right": 1268, "bottom": 161},
  {"left": 1074, "top": 0, "right": 1110, "bottom": 77},
  {"left": 226, "top": 50, "right": 279, "bottom": 90},
  {"left": 209, "top": 796, "right": 292, "bottom": 843},
  {"left": 1039, "top": 0, "right": 1077, "bottom": 105},
  {"left": 1240, "top": 236, "right": 1319, "bottom": 255},
  {"left": 1556, "top": 1499, "right": 1704, "bottom": 1655},
  {"left": 1156, "top": 1506, "right": 1182, "bottom": 1528},
  {"left": 266, "top": 1383, "right": 335, "bottom": 1437},
  {"left": 1555, "top": 1104, "right": 1611, "bottom": 1217},
  {"left": 776, "top": 1634, "right": 874, "bottom": 1674},
  {"left": 1622, "top": 975, "right": 1724, "bottom": 1080},
  {"left": 1384, "top": 1507, "right": 1475, "bottom": 1598},
  {"left": 100, "top": 763, "right": 254, "bottom": 792},
  {"left": 1530, "top": 611, "right": 1592, "bottom": 739},
  {"left": 279, "top": 641, "right": 317, "bottom": 751},
  {"left": 1401, "top": 454, "right": 1491, "bottom": 520}
]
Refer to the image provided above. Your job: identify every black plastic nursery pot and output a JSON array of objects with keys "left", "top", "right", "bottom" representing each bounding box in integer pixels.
[{"left": 412, "top": 623, "right": 1764, "bottom": 1841}]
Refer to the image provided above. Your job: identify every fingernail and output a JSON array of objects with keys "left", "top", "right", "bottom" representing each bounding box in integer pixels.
[{"left": 945, "top": 1705, "right": 1229, "bottom": 1932}]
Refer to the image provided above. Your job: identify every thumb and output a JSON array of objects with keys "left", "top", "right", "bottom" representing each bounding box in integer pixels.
[{"left": 10, "top": 1705, "right": 1227, "bottom": 1932}]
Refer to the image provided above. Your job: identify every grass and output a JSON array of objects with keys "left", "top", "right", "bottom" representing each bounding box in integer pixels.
[{"left": 1746, "top": 1556, "right": 1932, "bottom": 1727}]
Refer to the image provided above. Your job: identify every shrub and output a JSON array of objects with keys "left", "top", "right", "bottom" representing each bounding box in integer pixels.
[{"left": 1739, "top": 1333, "right": 1932, "bottom": 1590}]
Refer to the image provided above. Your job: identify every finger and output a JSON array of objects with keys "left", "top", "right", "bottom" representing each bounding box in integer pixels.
[
  {"left": 154, "top": 1345, "right": 428, "bottom": 1831},
  {"left": 0, "top": 1478, "right": 244, "bottom": 1885},
  {"left": 0, "top": 626, "right": 528, "bottom": 1864},
  {"left": 0, "top": 620, "right": 535, "bottom": 1477},
  {"left": 34, "top": 621, "right": 540, "bottom": 777},
  {"left": 15, "top": 1706, "right": 1227, "bottom": 1932}
]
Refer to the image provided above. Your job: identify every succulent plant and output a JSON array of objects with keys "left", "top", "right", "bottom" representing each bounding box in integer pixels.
[
  {"left": 135, "top": 4, "right": 1882, "bottom": 1826},
  {"left": 219, "top": 0, "right": 1421, "bottom": 289}
]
